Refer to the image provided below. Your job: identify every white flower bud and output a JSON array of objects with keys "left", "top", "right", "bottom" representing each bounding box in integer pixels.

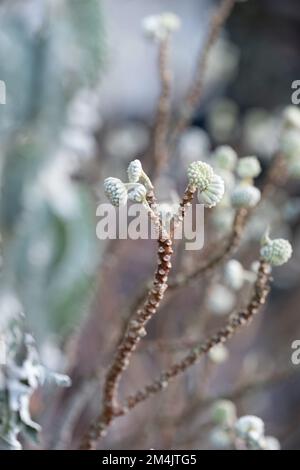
[
  {"left": 104, "top": 177, "right": 128, "bottom": 207},
  {"left": 212, "top": 145, "right": 238, "bottom": 171},
  {"left": 235, "top": 415, "right": 264, "bottom": 440},
  {"left": 142, "top": 12, "right": 180, "bottom": 41},
  {"left": 208, "top": 284, "right": 235, "bottom": 315},
  {"left": 282, "top": 105, "right": 300, "bottom": 131},
  {"left": 260, "top": 236, "right": 292, "bottom": 266},
  {"left": 224, "top": 259, "right": 245, "bottom": 290},
  {"left": 210, "top": 428, "right": 232, "bottom": 449},
  {"left": 247, "top": 430, "right": 265, "bottom": 449},
  {"left": 187, "top": 161, "right": 214, "bottom": 191},
  {"left": 237, "top": 156, "right": 262, "bottom": 179},
  {"left": 127, "top": 159, "right": 143, "bottom": 183},
  {"left": 231, "top": 184, "right": 261, "bottom": 208},
  {"left": 160, "top": 12, "right": 181, "bottom": 32},
  {"left": 197, "top": 173, "right": 225, "bottom": 208},
  {"left": 208, "top": 344, "right": 229, "bottom": 364},
  {"left": 279, "top": 129, "right": 300, "bottom": 160},
  {"left": 128, "top": 184, "right": 147, "bottom": 203},
  {"left": 263, "top": 436, "right": 281, "bottom": 450},
  {"left": 212, "top": 400, "right": 237, "bottom": 426}
]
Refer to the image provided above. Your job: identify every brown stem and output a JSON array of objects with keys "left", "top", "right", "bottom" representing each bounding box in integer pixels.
[
  {"left": 81, "top": 187, "right": 196, "bottom": 449},
  {"left": 81, "top": 258, "right": 270, "bottom": 446},
  {"left": 171, "top": 0, "right": 236, "bottom": 144},
  {"left": 122, "top": 258, "right": 271, "bottom": 412},
  {"left": 152, "top": 36, "right": 172, "bottom": 177}
]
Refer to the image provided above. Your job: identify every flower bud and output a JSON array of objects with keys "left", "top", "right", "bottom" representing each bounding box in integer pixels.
[
  {"left": 237, "top": 156, "right": 262, "bottom": 179},
  {"left": 212, "top": 145, "right": 238, "bottom": 171},
  {"left": 212, "top": 400, "right": 237, "bottom": 427},
  {"left": 235, "top": 415, "right": 264, "bottom": 440},
  {"left": 260, "top": 236, "right": 292, "bottom": 266},
  {"left": 231, "top": 184, "right": 261, "bottom": 208},
  {"left": 127, "top": 159, "right": 143, "bottom": 183},
  {"left": 187, "top": 161, "right": 214, "bottom": 191},
  {"left": 128, "top": 184, "right": 147, "bottom": 203},
  {"left": 104, "top": 177, "right": 128, "bottom": 207},
  {"left": 197, "top": 173, "right": 225, "bottom": 208}
]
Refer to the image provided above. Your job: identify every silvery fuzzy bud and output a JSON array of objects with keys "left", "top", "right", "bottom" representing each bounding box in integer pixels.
[
  {"left": 210, "top": 428, "right": 232, "bottom": 449},
  {"left": 260, "top": 236, "right": 292, "bottom": 266},
  {"left": 197, "top": 173, "right": 225, "bottom": 208},
  {"left": 235, "top": 415, "right": 265, "bottom": 440},
  {"left": 237, "top": 156, "right": 262, "bottom": 179},
  {"left": 127, "top": 159, "right": 153, "bottom": 190},
  {"left": 127, "top": 159, "right": 143, "bottom": 183},
  {"left": 127, "top": 184, "right": 147, "bottom": 203},
  {"left": 231, "top": 184, "right": 261, "bottom": 208},
  {"left": 187, "top": 161, "right": 214, "bottom": 191},
  {"left": 282, "top": 105, "right": 300, "bottom": 131},
  {"left": 262, "top": 436, "right": 281, "bottom": 451},
  {"left": 224, "top": 259, "right": 245, "bottom": 290},
  {"left": 212, "top": 400, "right": 237, "bottom": 427},
  {"left": 104, "top": 177, "right": 128, "bottom": 207},
  {"left": 279, "top": 129, "right": 300, "bottom": 160},
  {"left": 208, "top": 344, "right": 229, "bottom": 364},
  {"left": 160, "top": 12, "right": 181, "bottom": 32},
  {"left": 142, "top": 13, "right": 181, "bottom": 41},
  {"left": 212, "top": 145, "right": 238, "bottom": 171},
  {"left": 208, "top": 284, "right": 235, "bottom": 315}
]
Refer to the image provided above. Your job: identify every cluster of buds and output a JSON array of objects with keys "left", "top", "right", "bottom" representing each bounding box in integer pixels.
[
  {"left": 187, "top": 161, "right": 225, "bottom": 208},
  {"left": 280, "top": 106, "right": 300, "bottom": 178},
  {"left": 211, "top": 146, "right": 262, "bottom": 209},
  {"left": 210, "top": 401, "right": 280, "bottom": 450},
  {"left": 231, "top": 155, "right": 262, "bottom": 209},
  {"left": 104, "top": 159, "right": 153, "bottom": 208}
]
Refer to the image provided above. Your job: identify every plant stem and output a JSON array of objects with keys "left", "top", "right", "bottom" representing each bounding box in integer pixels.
[{"left": 170, "top": 0, "right": 236, "bottom": 144}]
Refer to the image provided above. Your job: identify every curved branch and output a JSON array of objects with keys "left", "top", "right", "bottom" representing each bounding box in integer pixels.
[
  {"left": 122, "top": 258, "right": 271, "bottom": 413},
  {"left": 170, "top": 0, "right": 237, "bottom": 143},
  {"left": 81, "top": 187, "right": 196, "bottom": 449}
]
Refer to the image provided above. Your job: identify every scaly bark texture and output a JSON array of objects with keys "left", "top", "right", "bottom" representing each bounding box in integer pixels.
[
  {"left": 121, "top": 258, "right": 271, "bottom": 412},
  {"left": 81, "top": 187, "right": 196, "bottom": 449}
]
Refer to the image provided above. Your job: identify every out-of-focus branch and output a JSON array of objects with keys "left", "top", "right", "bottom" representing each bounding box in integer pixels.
[
  {"left": 79, "top": 258, "right": 270, "bottom": 443},
  {"left": 152, "top": 36, "right": 172, "bottom": 177},
  {"left": 122, "top": 259, "right": 271, "bottom": 412},
  {"left": 170, "top": 0, "right": 237, "bottom": 143},
  {"left": 81, "top": 187, "right": 196, "bottom": 449}
]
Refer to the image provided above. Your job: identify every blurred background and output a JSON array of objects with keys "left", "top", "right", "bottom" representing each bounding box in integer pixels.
[{"left": 0, "top": 0, "right": 300, "bottom": 450}]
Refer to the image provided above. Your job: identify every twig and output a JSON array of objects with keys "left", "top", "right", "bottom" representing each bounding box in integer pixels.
[
  {"left": 170, "top": 0, "right": 236, "bottom": 143},
  {"left": 80, "top": 258, "right": 270, "bottom": 443},
  {"left": 121, "top": 258, "right": 271, "bottom": 412},
  {"left": 81, "top": 187, "right": 196, "bottom": 449},
  {"left": 152, "top": 36, "right": 172, "bottom": 177}
]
